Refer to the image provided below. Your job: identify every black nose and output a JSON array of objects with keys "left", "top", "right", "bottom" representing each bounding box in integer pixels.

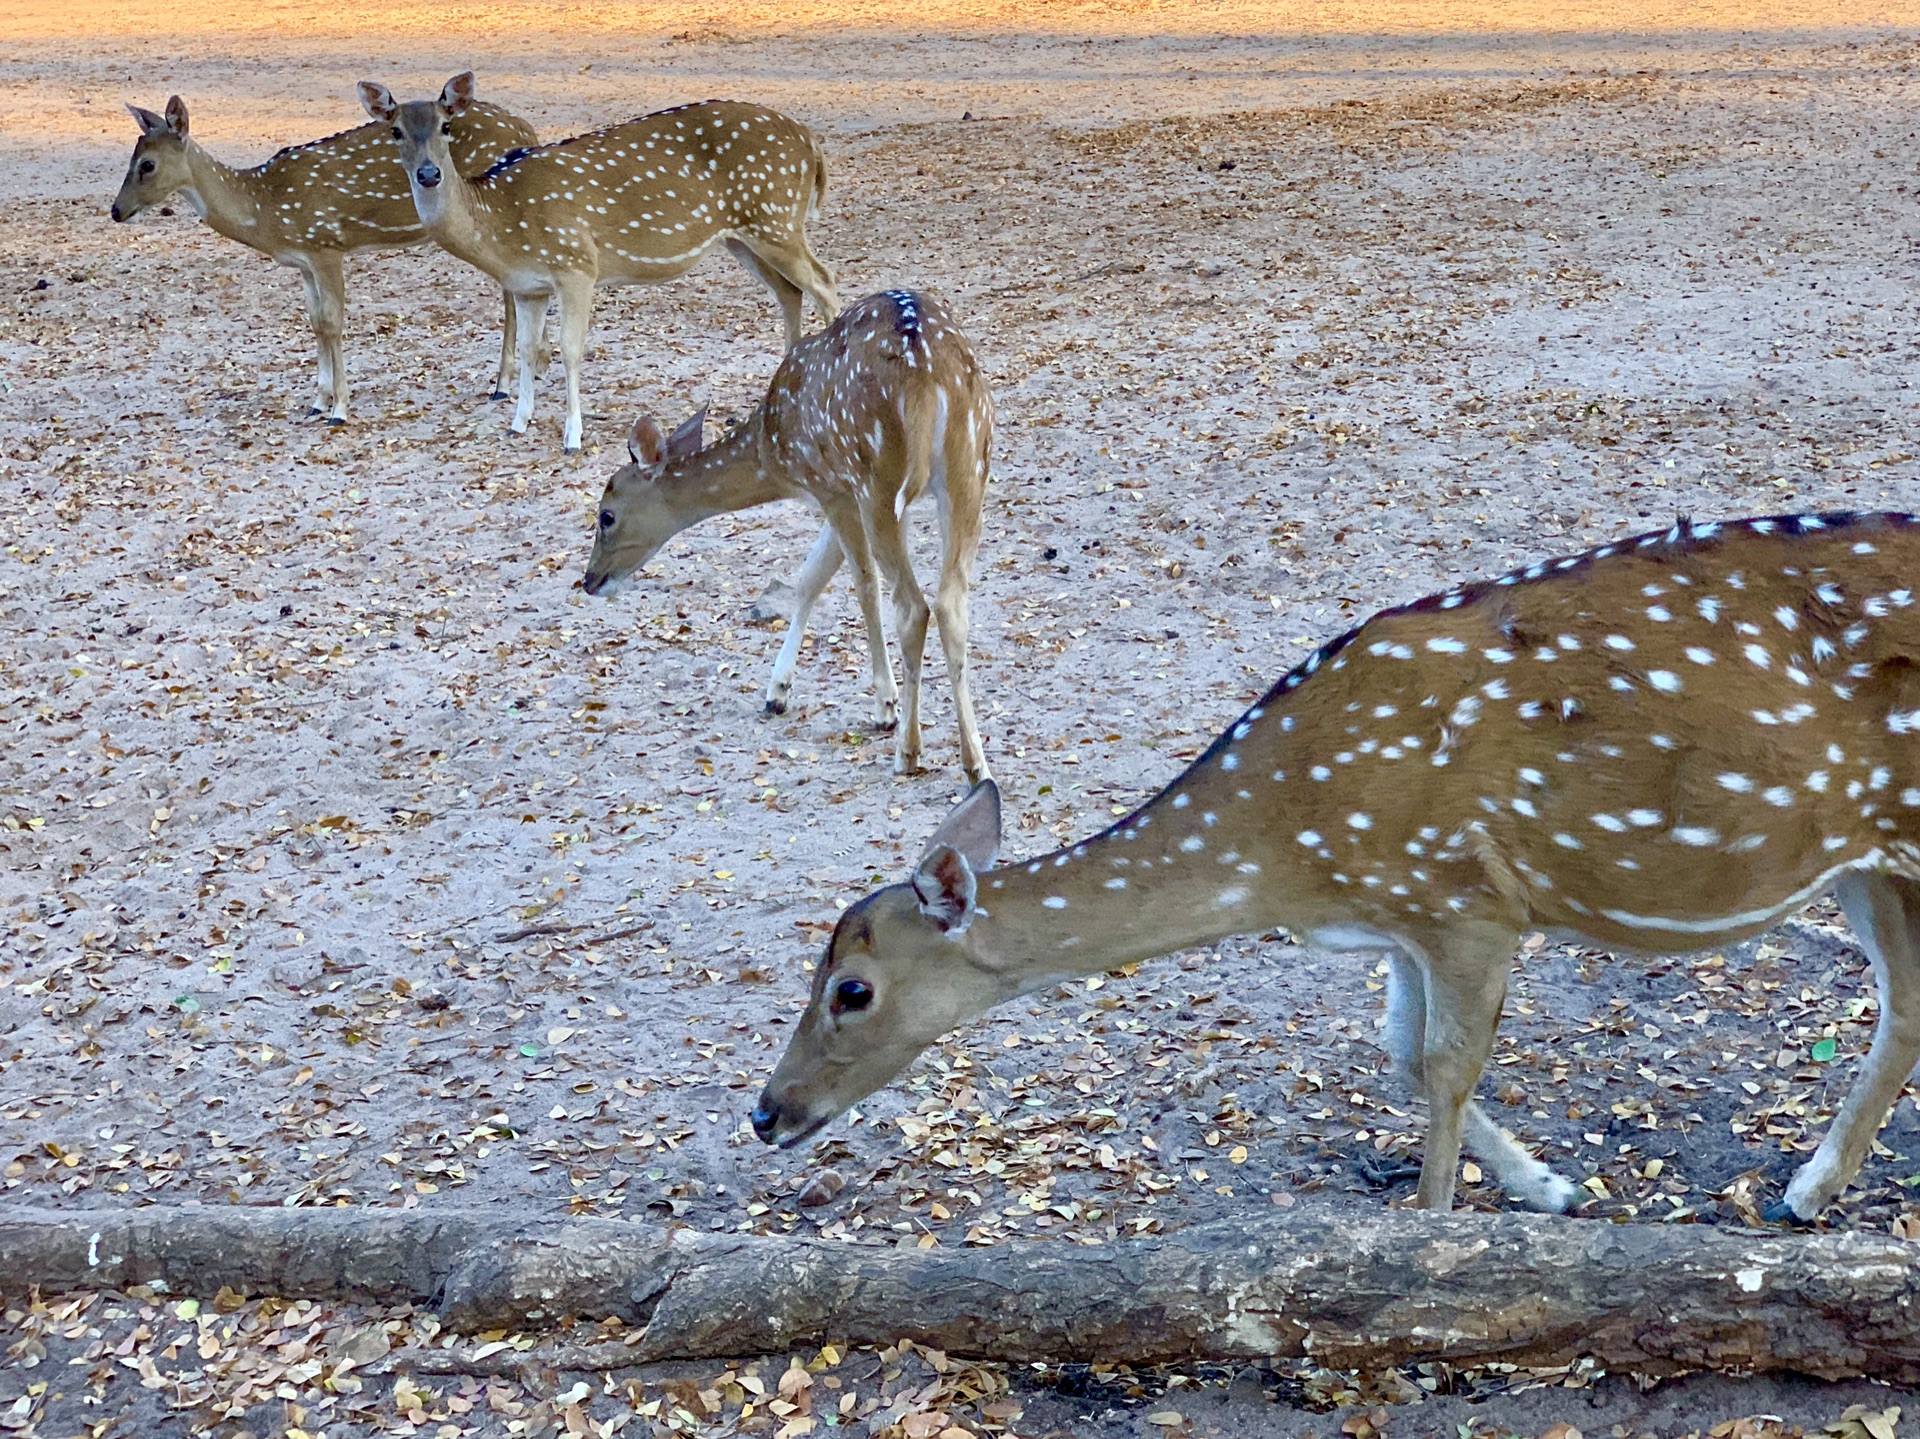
[
  {"left": 416, "top": 164, "right": 442, "bottom": 188},
  {"left": 110, "top": 205, "right": 124, "bottom": 222},
  {"left": 750, "top": 1097, "right": 779, "bottom": 1144}
]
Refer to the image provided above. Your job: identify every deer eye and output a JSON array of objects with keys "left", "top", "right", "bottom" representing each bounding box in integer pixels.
[
  {"left": 598, "top": 509, "right": 616, "bottom": 530},
  {"left": 391, "top": 127, "right": 403, "bottom": 140},
  {"left": 441, "top": 121, "right": 453, "bottom": 136},
  {"left": 138, "top": 158, "right": 155, "bottom": 175},
  {"left": 832, "top": 978, "right": 873, "bottom": 1014}
]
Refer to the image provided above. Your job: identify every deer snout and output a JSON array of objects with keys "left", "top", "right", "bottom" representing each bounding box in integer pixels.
[
  {"left": 110, "top": 203, "right": 125, "bottom": 222},
  {"left": 581, "top": 570, "right": 608, "bottom": 597},
  {"left": 749, "top": 1095, "right": 780, "bottom": 1144},
  {"left": 414, "top": 162, "right": 443, "bottom": 189}
]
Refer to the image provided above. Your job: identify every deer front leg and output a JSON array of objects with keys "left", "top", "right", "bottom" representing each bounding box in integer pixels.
[
  {"left": 493, "top": 287, "right": 518, "bottom": 400},
  {"left": 554, "top": 272, "right": 594, "bottom": 454},
  {"left": 292, "top": 252, "right": 348, "bottom": 423},
  {"left": 766, "top": 523, "right": 842, "bottom": 716},
  {"left": 508, "top": 289, "right": 547, "bottom": 437},
  {"left": 1408, "top": 930, "right": 1515, "bottom": 1211},
  {"left": 1382, "top": 952, "right": 1574, "bottom": 1213},
  {"left": 1774, "top": 871, "right": 1920, "bottom": 1221}
]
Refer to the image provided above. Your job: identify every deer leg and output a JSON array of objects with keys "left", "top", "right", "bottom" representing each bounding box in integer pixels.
[
  {"left": 508, "top": 290, "right": 547, "bottom": 437},
  {"left": 725, "top": 237, "right": 806, "bottom": 349},
  {"left": 1409, "top": 929, "right": 1515, "bottom": 1211},
  {"left": 820, "top": 503, "right": 897, "bottom": 732},
  {"left": 492, "top": 287, "right": 518, "bottom": 401},
  {"left": 931, "top": 407, "right": 989, "bottom": 783},
  {"left": 766, "top": 523, "right": 842, "bottom": 716},
  {"left": 554, "top": 274, "right": 593, "bottom": 453},
  {"left": 868, "top": 500, "right": 930, "bottom": 776},
  {"left": 1775, "top": 871, "right": 1920, "bottom": 1221},
  {"left": 1382, "top": 952, "right": 1574, "bottom": 1213},
  {"left": 291, "top": 253, "right": 346, "bottom": 422}
]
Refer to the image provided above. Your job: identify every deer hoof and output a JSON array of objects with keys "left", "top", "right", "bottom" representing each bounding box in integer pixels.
[
  {"left": 1761, "top": 1197, "right": 1817, "bottom": 1228},
  {"left": 488, "top": 389, "right": 512, "bottom": 402},
  {"left": 764, "top": 695, "right": 789, "bottom": 717},
  {"left": 306, "top": 405, "right": 325, "bottom": 418},
  {"left": 326, "top": 417, "right": 346, "bottom": 428}
]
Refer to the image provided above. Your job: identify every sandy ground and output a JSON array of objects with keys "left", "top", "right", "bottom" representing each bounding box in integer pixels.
[{"left": 7, "top": 4, "right": 1920, "bottom": 1436}]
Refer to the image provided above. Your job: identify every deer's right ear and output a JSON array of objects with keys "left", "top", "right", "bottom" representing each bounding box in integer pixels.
[
  {"left": 358, "top": 81, "right": 398, "bottom": 124},
  {"left": 128, "top": 104, "right": 169, "bottom": 137},
  {"left": 163, "top": 96, "right": 189, "bottom": 136},
  {"left": 628, "top": 415, "right": 666, "bottom": 469},
  {"left": 441, "top": 72, "right": 477, "bottom": 116},
  {"left": 922, "top": 779, "right": 1001, "bottom": 872},
  {"left": 912, "top": 845, "right": 978, "bottom": 934}
]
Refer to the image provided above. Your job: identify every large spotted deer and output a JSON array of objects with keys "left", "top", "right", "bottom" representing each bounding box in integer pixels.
[
  {"left": 583, "top": 290, "right": 991, "bottom": 783},
  {"left": 754, "top": 511, "right": 1920, "bottom": 1223},
  {"left": 111, "top": 94, "right": 540, "bottom": 423},
  {"left": 360, "top": 75, "right": 839, "bottom": 454}
]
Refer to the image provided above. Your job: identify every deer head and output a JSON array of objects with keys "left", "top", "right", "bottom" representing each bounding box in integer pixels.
[
  {"left": 111, "top": 96, "right": 193, "bottom": 223},
  {"left": 359, "top": 72, "right": 474, "bottom": 215},
  {"left": 751, "top": 781, "right": 1013, "bottom": 1146},
  {"left": 580, "top": 409, "right": 711, "bottom": 596}
]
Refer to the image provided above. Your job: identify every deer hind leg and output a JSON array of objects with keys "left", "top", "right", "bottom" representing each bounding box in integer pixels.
[
  {"left": 553, "top": 273, "right": 594, "bottom": 453},
  {"left": 931, "top": 392, "right": 989, "bottom": 783},
  {"left": 1382, "top": 953, "right": 1575, "bottom": 1213},
  {"left": 1775, "top": 870, "right": 1920, "bottom": 1221},
  {"left": 765, "top": 523, "right": 843, "bottom": 716},
  {"left": 725, "top": 237, "right": 807, "bottom": 349},
  {"left": 818, "top": 498, "right": 898, "bottom": 734},
  {"left": 294, "top": 252, "right": 348, "bottom": 423}
]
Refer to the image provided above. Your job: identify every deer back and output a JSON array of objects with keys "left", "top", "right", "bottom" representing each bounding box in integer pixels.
[
  {"left": 465, "top": 100, "right": 825, "bottom": 272},
  {"left": 757, "top": 290, "right": 988, "bottom": 495},
  {"left": 1153, "top": 513, "right": 1920, "bottom": 954}
]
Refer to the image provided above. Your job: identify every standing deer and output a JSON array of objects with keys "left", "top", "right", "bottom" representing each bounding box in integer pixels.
[
  {"left": 582, "top": 290, "right": 991, "bottom": 783},
  {"left": 111, "top": 94, "right": 541, "bottom": 423},
  {"left": 754, "top": 511, "right": 1920, "bottom": 1223},
  {"left": 360, "top": 75, "right": 839, "bottom": 454}
]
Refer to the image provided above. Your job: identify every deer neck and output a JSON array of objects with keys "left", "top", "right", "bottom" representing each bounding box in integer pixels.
[
  {"left": 409, "top": 163, "right": 488, "bottom": 260},
  {"left": 660, "top": 423, "right": 799, "bottom": 529},
  {"left": 181, "top": 143, "right": 260, "bottom": 238},
  {"left": 957, "top": 765, "right": 1336, "bottom": 992}
]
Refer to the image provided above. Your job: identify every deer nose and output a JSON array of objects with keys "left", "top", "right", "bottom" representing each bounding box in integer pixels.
[
  {"left": 415, "top": 163, "right": 442, "bottom": 188},
  {"left": 110, "top": 204, "right": 124, "bottom": 222},
  {"left": 749, "top": 1096, "right": 780, "bottom": 1144}
]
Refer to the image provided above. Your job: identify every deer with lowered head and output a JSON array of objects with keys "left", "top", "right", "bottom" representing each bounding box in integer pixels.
[
  {"left": 755, "top": 511, "right": 1920, "bottom": 1223},
  {"left": 583, "top": 290, "right": 991, "bottom": 783},
  {"left": 360, "top": 74, "right": 839, "bottom": 453},
  {"left": 111, "top": 93, "right": 540, "bottom": 423}
]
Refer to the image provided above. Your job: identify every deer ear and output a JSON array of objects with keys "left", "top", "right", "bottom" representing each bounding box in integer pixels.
[
  {"left": 912, "top": 845, "right": 978, "bottom": 933},
  {"left": 358, "top": 81, "right": 397, "bottom": 124},
  {"left": 665, "top": 406, "right": 706, "bottom": 461},
  {"left": 163, "top": 96, "right": 189, "bottom": 137},
  {"left": 627, "top": 415, "right": 665, "bottom": 469},
  {"left": 441, "top": 72, "right": 476, "bottom": 116},
  {"left": 922, "top": 779, "right": 1001, "bottom": 872},
  {"left": 128, "top": 104, "right": 169, "bottom": 137}
]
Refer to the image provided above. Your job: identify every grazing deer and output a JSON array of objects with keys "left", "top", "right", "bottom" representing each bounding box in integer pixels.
[
  {"left": 111, "top": 93, "right": 541, "bottom": 423},
  {"left": 582, "top": 290, "right": 991, "bottom": 783},
  {"left": 360, "top": 75, "right": 840, "bottom": 454},
  {"left": 754, "top": 511, "right": 1920, "bottom": 1223}
]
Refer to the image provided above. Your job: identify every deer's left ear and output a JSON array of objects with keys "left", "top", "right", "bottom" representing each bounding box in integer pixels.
[
  {"left": 665, "top": 406, "right": 706, "bottom": 461},
  {"left": 628, "top": 415, "right": 665, "bottom": 469},
  {"left": 922, "top": 779, "right": 1001, "bottom": 872},
  {"left": 912, "top": 845, "right": 978, "bottom": 934},
  {"left": 163, "top": 96, "right": 189, "bottom": 137},
  {"left": 128, "top": 104, "right": 169, "bottom": 137},
  {"left": 441, "top": 72, "right": 476, "bottom": 116}
]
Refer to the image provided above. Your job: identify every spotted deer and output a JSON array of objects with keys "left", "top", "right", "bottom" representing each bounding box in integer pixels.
[
  {"left": 583, "top": 291, "right": 991, "bottom": 783},
  {"left": 754, "top": 511, "right": 1920, "bottom": 1222},
  {"left": 111, "top": 94, "right": 540, "bottom": 423},
  {"left": 360, "top": 75, "right": 839, "bottom": 454}
]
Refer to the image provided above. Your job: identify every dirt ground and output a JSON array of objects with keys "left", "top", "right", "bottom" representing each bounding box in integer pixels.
[{"left": 8, "top": 3, "right": 1920, "bottom": 1436}]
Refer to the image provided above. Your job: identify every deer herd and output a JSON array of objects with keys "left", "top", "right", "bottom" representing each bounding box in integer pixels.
[{"left": 114, "top": 75, "right": 1920, "bottom": 1228}]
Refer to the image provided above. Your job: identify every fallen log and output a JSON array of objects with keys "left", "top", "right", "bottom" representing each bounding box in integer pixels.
[{"left": 3, "top": 1205, "right": 1916, "bottom": 1380}]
